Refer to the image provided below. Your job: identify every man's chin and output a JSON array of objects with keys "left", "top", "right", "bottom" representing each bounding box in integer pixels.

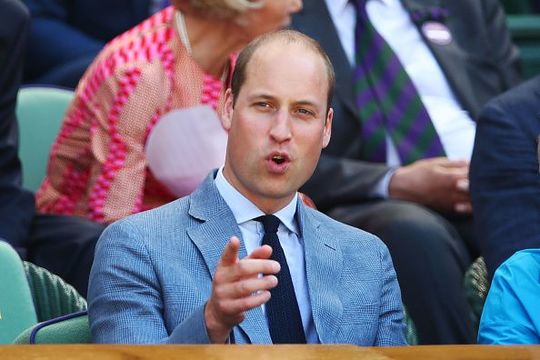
[{"left": 256, "top": 184, "right": 297, "bottom": 203}]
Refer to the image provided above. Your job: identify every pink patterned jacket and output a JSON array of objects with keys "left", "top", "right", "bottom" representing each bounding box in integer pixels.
[{"left": 37, "top": 7, "right": 230, "bottom": 223}]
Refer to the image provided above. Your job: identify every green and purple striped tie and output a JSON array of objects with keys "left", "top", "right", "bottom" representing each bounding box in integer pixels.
[{"left": 353, "top": 0, "right": 445, "bottom": 164}]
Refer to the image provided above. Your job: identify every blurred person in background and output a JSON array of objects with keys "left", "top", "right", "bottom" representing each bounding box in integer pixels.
[
  {"left": 0, "top": 0, "right": 104, "bottom": 297},
  {"left": 36, "top": 0, "right": 302, "bottom": 224},
  {"left": 470, "top": 76, "right": 540, "bottom": 276},
  {"left": 292, "top": 0, "right": 521, "bottom": 344},
  {"left": 23, "top": 0, "right": 171, "bottom": 88}
]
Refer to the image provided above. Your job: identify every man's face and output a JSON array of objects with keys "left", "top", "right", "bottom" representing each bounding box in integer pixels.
[{"left": 221, "top": 41, "right": 333, "bottom": 213}]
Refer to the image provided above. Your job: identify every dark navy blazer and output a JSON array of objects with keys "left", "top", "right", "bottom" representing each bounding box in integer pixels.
[
  {"left": 0, "top": 0, "right": 35, "bottom": 252},
  {"left": 470, "top": 76, "right": 540, "bottom": 277}
]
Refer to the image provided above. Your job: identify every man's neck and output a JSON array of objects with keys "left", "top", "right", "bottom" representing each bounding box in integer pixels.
[{"left": 218, "top": 167, "right": 297, "bottom": 216}]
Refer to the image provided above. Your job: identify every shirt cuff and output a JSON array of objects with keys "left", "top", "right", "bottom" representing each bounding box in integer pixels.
[{"left": 368, "top": 167, "right": 398, "bottom": 199}]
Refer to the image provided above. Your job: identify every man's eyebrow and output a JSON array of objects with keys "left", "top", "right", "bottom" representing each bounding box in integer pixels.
[
  {"left": 247, "top": 93, "right": 275, "bottom": 101},
  {"left": 294, "top": 100, "right": 319, "bottom": 108},
  {"left": 248, "top": 94, "right": 320, "bottom": 108}
]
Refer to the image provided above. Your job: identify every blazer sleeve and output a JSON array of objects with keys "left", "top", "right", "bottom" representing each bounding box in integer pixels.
[
  {"left": 0, "top": 0, "right": 35, "bottom": 248},
  {"left": 374, "top": 241, "right": 407, "bottom": 346},
  {"left": 88, "top": 219, "right": 212, "bottom": 344},
  {"left": 301, "top": 152, "right": 390, "bottom": 211}
]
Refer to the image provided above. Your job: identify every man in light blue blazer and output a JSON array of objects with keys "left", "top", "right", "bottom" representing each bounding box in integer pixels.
[{"left": 88, "top": 29, "right": 406, "bottom": 345}]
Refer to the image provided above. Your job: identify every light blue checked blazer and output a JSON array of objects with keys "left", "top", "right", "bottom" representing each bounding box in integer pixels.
[{"left": 88, "top": 172, "right": 406, "bottom": 345}]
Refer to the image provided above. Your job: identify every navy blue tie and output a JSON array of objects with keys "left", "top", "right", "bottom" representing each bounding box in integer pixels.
[{"left": 256, "top": 215, "right": 306, "bottom": 344}]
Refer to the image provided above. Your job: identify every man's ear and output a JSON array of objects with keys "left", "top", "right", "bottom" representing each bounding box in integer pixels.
[
  {"left": 221, "top": 88, "right": 234, "bottom": 132},
  {"left": 322, "top": 107, "right": 333, "bottom": 148}
]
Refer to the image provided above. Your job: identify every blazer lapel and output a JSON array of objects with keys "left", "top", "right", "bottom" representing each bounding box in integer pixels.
[
  {"left": 400, "top": 0, "right": 480, "bottom": 117},
  {"left": 292, "top": 0, "right": 357, "bottom": 120},
  {"left": 298, "top": 204, "right": 344, "bottom": 343},
  {"left": 186, "top": 173, "right": 272, "bottom": 344}
]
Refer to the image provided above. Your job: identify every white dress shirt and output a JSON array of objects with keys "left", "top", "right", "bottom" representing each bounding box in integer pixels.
[
  {"left": 214, "top": 168, "right": 319, "bottom": 343},
  {"left": 325, "top": 0, "right": 476, "bottom": 194}
]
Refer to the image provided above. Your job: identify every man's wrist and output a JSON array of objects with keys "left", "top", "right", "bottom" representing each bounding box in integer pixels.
[
  {"left": 369, "top": 167, "right": 398, "bottom": 199},
  {"left": 204, "top": 301, "right": 231, "bottom": 344},
  {"left": 388, "top": 166, "right": 413, "bottom": 200}
]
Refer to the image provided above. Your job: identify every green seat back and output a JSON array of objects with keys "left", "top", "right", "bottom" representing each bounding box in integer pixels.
[
  {"left": 12, "top": 263, "right": 88, "bottom": 344},
  {"left": 500, "top": 0, "right": 536, "bottom": 14},
  {"left": 507, "top": 15, "right": 540, "bottom": 79},
  {"left": 464, "top": 257, "right": 490, "bottom": 338},
  {"left": 23, "top": 262, "right": 87, "bottom": 322},
  {"left": 14, "top": 310, "right": 414, "bottom": 345},
  {"left": 14, "top": 311, "right": 91, "bottom": 344},
  {"left": 0, "top": 241, "right": 37, "bottom": 344},
  {"left": 15, "top": 87, "right": 74, "bottom": 191}
]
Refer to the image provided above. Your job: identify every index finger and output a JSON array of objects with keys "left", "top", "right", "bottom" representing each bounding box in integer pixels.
[{"left": 220, "top": 236, "right": 241, "bottom": 266}]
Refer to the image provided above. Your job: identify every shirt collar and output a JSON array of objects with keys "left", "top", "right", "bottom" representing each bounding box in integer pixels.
[
  {"left": 215, "top": 167, "right": 299, "bottom": 235},
  {"left": 326, "top": 0, "right": 349, "bottom": 13}
]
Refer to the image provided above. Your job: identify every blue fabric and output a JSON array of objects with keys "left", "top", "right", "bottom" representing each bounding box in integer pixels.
[
  {"left": 23, "top": 0, "right": 152, "bottom": 87},
  {"left": 88, "top": 171, "right": 406, "bottom": 345},
  {"left": 0, "top": 0, "right": 35, "bottom": 251},
  {"left": 478, "top": 249, "right": 540, "bottom": 344}
]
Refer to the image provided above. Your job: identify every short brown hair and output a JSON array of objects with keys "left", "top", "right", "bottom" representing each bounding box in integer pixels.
[{"left": 230, "top": 30, "right": 336, "bottom": 112}]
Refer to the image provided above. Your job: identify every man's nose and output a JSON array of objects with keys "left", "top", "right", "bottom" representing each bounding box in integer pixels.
[{"left": 269, "top": 110, "right": 292, "bottom": 142}]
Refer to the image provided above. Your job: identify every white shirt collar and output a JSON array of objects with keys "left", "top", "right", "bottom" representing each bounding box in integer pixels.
[
  {"left": 326, "top": 0, "right": 349, "bottom": 13},
  {"left": 214, "top": 168, "right": 299, "bottom": 235}
]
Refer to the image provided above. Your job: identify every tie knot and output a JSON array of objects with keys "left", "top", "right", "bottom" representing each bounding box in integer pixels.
[
  {"left": 255, "top": 215, "right": 280, "bottom": 234},
  {"left": 351, "top": 0, "right": 367, "bottom": 17}
]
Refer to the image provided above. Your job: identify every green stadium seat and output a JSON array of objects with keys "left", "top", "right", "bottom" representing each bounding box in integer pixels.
[
  {"left": 15, "top": 87, "right": 74, "bottom": 192},
  {"left": 0, "top": 241, "right": 37, "bottom": 344},
  {"left": 13, "top": 311, "right": 90, "bottom": 344},
  {"left": 507, "top": 15, "right": 540, "bottom": 79},
  {"left": 0, "top": 241, "right": 86, "bottom": 344}
]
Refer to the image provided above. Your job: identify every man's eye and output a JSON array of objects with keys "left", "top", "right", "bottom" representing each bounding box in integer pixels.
[
  {"left": 297, "top": 108, "right": 315, "bottom": 116},
  {"left": 255, "top": 102, "right": 270, "bottom": 108}
]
